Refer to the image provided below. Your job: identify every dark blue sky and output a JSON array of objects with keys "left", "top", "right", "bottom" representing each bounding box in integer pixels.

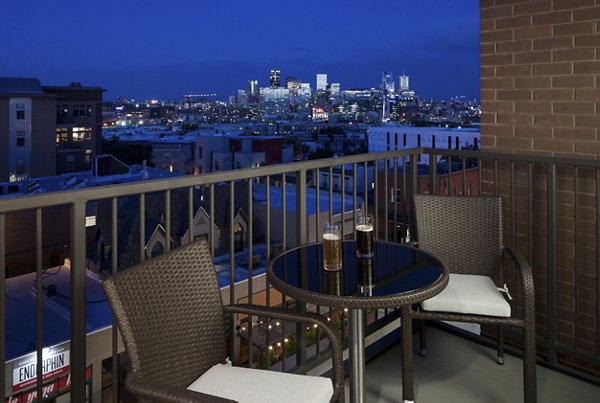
[{"left": 1, "top": 0, "right": 480, "bottom": 101}]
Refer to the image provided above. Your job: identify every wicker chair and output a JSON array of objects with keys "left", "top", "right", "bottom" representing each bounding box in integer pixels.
[
  {"left": 413, "top": 194, "right": 536, "bottom": 402},
  {"left": 102, "top": 238, "right": 344, "bottom": 403}
]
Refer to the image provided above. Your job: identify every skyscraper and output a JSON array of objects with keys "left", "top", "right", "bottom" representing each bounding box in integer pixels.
[
  {"left": 399, "top": 73, "right": 409, "bottom": 92},
  {"left": 316, "top": 74, "right": 328, "bottom": 91},
  {"left": 381, "top": 71, "right": 395, "bottom": 121},
  {"left": 269, "top": 69, "right": 281, "bottom": 89},
  {"left": 247, "top": 80, "right": 259, "bottom": 97},
  {"left": 247, "top": 79, "right": 259, "bottom": 103},
  {"left": 330, "top": 83, "right": 341, "bottom": 96}
]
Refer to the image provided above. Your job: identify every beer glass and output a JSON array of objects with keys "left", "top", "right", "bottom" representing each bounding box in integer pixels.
[
  {"left": 324, "top": 270, "right": 343, "bottom": 295},
  {"left": 355, "top": 214, "right": 374, "bottom": 258},
  {"left": 323, "top": 222, "right": 342, "bottom": 271},
  {"left": 357, "top": 257, "right": 373, "bottom": 296}
]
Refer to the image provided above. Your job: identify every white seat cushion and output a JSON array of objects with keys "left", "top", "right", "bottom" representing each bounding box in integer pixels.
[
  {"left": 421, "top": 274, "right": 511, "bottom": 317},
  {"left": 187, "top": 364, "right": 333, "bottom": 403}
]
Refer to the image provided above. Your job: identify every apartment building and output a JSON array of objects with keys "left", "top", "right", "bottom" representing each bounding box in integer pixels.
[
  {"left": 0, "top": 77, "right": 57, "bottom": 183},
  {"left": 0, "top": 78, "right": 103, "bottom": 183}
]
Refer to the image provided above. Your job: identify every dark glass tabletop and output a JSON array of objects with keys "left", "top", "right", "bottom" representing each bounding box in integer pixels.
[{"left": 267, "top": 241, "right": 448, "bottom": 309}]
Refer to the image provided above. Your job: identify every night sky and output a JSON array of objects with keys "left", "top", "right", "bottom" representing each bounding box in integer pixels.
[{"left": 1, "top": 0, "right": 480, "bottom": 101}]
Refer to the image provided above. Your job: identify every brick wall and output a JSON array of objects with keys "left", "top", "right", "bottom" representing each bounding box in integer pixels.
[
  {"left": 481, "top": 0, "right": 600, "bottom": 376},
  {"left": 481, "top": 0, "right": 600, "bottom": 158}
]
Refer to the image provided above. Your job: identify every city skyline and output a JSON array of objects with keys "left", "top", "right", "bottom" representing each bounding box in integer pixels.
[{"left": 1, "top": 0, "right": 479, "bottom": 101}]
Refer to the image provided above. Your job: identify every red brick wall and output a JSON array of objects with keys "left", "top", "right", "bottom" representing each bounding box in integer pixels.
[
  {"left": 481, "top": 0, "right": 600, "bottom": 375},
  {"left": 481, "top": 0, "right": 600, "bottom": 158}
]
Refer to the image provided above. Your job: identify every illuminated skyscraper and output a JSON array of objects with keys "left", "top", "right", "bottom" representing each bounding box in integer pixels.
[
  {"left": 381, "top": 71, "right": 395, "bottom": 121},
  {"left": 269, "top": 69, "right": 281, "bottom": 88},
  {"left": 247, "top": 80, "right": 259, "bottom": 97},
  {"left": 399, "top": 73, "right": 409, "bottom": 92},
  {"left": 330, "top": 83, "right": 340, "bottom": 96},
  {"left": 316, "top": 74, "right": 328, "bottom": 91}
]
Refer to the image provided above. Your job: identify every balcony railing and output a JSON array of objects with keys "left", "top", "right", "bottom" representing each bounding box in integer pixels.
[{"left": 1, "top": 147, "right": 599, "bottom": 401}]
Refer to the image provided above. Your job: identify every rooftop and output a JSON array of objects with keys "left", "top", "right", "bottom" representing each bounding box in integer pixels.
[
  {"left": 252, "top": 182, "right": 363, "bottom": 215},
  {"left": 0, "top": 77, "right": 43, "bottom": 94}
]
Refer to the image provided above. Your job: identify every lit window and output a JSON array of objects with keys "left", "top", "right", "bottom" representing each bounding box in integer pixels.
[{"left": 73, "top": 127, "right": 92, "bottom": 141}]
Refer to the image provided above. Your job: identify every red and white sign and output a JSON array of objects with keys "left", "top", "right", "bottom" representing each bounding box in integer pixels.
[
  {"left": 6, "top": 367, "right": 91, "bottom": 403},
  {"left": 11, "top": 347, "right": 70, "bottom": 392}
]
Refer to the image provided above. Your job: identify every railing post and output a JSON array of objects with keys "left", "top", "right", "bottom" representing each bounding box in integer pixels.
[
  {"left": 0, "top": 214, "right": 5, "bottom": 400},
  {"left": 296, "top": 169, "right": 307, "bottom": 245},
  {"left": 428, "top": 152, "right": 437, "bottom": 194},
  {"left": 547, "top": 163, "right": 558, "bottom": 366},
  {"left": 296, "top": 169, "right": 307, "bottom": 368},
  {"left": 71, "top": 200, "right": 87, "bottom": 402}
]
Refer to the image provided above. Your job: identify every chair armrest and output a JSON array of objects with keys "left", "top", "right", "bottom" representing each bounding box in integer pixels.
[
  {"left": 502, "top": 244, "right": 535, "bottom": 323},
  {"left": 126, "top": 373, "right": 235, "bottom": 403},
  {"left": 224, "top": 304, "right": 344, "bottom": 403}
]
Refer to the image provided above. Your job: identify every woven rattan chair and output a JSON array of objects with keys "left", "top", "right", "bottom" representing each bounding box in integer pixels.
[
  {"left": 413, "top": 194, "right": 536, "bottom": 402},
  {"left": 102, "top": 238, "right": 344, "bottom": 403}
]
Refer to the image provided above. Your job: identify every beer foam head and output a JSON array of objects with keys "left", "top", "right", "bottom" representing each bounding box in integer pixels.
[
  {"left": 356, "top": 224, "right": 373, "bottom": 232},
  {"left": 323, "top": 233, "right": 341, "bottom": 240}
]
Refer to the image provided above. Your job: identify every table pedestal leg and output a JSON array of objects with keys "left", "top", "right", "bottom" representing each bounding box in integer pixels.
[
  {"left": 401, "top": 305, "right": 414, "bottom": 402},
  {"left": 349, "top": 308, "right": 365, "bottom": 403}
]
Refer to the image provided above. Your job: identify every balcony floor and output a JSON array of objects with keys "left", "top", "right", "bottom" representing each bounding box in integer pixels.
[{"left": 346, "top": 326, "right": 600, "bottom": 402}]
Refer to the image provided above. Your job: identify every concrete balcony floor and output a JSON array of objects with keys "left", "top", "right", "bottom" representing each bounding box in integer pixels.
[{"left": 346, "top": 326, "right": 600, "bottom": 403}]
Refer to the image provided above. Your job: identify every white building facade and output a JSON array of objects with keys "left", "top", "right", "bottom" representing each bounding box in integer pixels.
[{"left": 368, "top": 125, "right": 480, "bottom": 165}]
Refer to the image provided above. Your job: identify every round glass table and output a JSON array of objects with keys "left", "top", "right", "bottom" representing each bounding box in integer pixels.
[{"left": 268, "top": 241, "right": 448, "bottom": 403}]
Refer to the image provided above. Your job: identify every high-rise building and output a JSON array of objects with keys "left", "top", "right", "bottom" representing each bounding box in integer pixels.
[
  {"left": 330, "top": 83, "right": 341, "bottom": 96},
  {"left": 286, "top": 76, "right": 301, "bottom": 95},
  {"left": 381, "top": 71, "right": 395, "bottom": 121},
  {"left": 269, "top": 69, "right": 281, "bottom": 89},
  {"left": 247, "top": 80, "right": 259, "bottom": 97},
  {"left": 260, "top": 87, "right": 290, "bottom": 117},
  {"left": 399, "top": 73, "right": 410, "bottom": 92},
  {"left": 247, "top": 80, "right": 259, "bottom": 103},
  {"left": 316, "top": 74, "right": 328, "bottom": 91}
]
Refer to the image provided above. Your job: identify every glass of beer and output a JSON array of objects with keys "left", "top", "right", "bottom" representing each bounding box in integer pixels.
[
  {"left": 355, "top": 214, "right": 374, "bottom": 258},
  {"left": 324, "top": 270, "right": 343, "bottom": 295},
  {"left": 357, "top": 257, "right": 374, "bottom": 296},
  {"left": 323, "top": 222, "right": 342, "bottom": 271}
]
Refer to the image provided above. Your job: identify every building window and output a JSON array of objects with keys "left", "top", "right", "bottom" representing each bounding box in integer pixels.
[
  {"left": 16, "top": 131, "right": 25, "bottom": 147},
  {"left": 56, "top": 128, "right": 69, "bottom": 144},
  {"left": 198, "top": 146, "right": 203, "bottom": 159},
  {"left": 73, "top": 127, "right": 92, "bottom": 141},
  {"left": 16, "top": 110, "right": 25, "bottom": 119}
]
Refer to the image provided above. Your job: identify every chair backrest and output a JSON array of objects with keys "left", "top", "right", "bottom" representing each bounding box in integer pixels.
[
  {"left": 414, "top": 194, "right": 503, "bottom": 283},
  {"left": 102, "top": 238, "right": 226, "bottom": 389}
]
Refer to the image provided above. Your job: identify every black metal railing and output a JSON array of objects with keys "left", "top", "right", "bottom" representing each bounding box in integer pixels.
[{"left": 1, "top": 147, "right": 599, "bottom": 401}]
